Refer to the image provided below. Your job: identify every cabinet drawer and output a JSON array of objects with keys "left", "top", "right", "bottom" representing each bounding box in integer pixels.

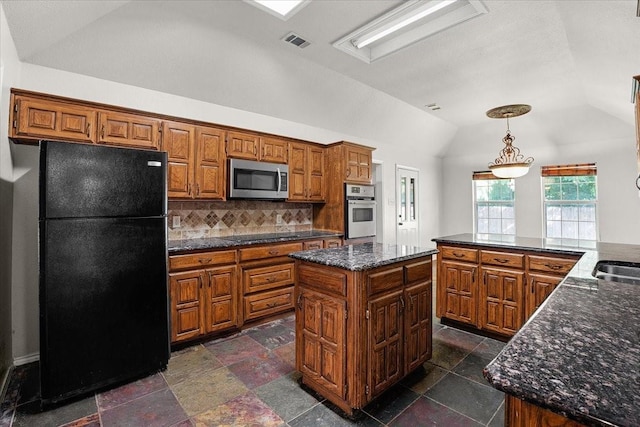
[
  {"left": 244, "top": 287, "right": 294, "bottom": 322},
  {"left": 367, "top": 267, "right": 404, "bottom": 296},
  {"left": 239, "top": 242, "right": 303, "bottom": 262},
  {"left": 481, "top": 250, "right": 524, "bottom": 269},
  {"left": 298, "top": 263, "right": 348, "bottom": 297},
  {"left": 440, "top": 246, "right": 478, "bottom": 263},
  {"left": 169, "top": 250, "right": 237, "bottom": 271},
  {"left": 243, "top": 262, "right": 295, "bottom": 293},
  {"left": 404, "top": 259, "right": 432, "bottom": 285},
  {"left": 303, "top": 240, "right": 324, "bottom": 250},
  {"left": 528, "top": 255, "right": 577, "bottom": 275}
]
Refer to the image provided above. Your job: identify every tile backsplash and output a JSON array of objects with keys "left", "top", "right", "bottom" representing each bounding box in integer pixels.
[{"left": 168, "top": 200, "right": 313, "bottom": 240}]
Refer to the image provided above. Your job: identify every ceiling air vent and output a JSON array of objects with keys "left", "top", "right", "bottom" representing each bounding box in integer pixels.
[{"left": 282, "top": 32, "right": 310, "bottom": 49}]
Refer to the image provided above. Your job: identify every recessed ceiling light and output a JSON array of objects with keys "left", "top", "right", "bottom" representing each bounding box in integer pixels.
[
  {"left": 333, "top": 0, "right": 488, "bottom": 64},
  {"left": 245, "top": 0, "right": 311, "bottom": 21}
]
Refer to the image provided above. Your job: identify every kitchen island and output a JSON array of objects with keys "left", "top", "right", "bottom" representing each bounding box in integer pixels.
[
  {"left": 434, "top": 234, "right": 640, "bottom": 427},
  {"left": 289, "top": 243, "right": 438, "bottom": 416}
]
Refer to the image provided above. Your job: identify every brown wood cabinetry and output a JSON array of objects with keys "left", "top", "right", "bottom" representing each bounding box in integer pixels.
[
  {"left": 239, "top": 242, "right": 302, "bottom": 324},
  {"left": 436, "top": 243, "right": 579, "bottom": 338},
  {"left": 506, "top": 395, "right": 586, "bottom": 427},
  {"left": 168, "top": 249, "right": 238, "bottom": 343},
  {"left": 10, "top": 94, "right": 96, "bottom": 143},
  {"left": 296, "top": 256, "right": 432, "bottom": 415},
  {"left": 164, "top": 121, "right": 225, "bottom": 200},
  {"left": 313, "top": 141, "right": 375, "bottom": 233},
  {"left": 345, "top": 143, "right": 373, "bottom": 184},
  {"left": 226, "top": 131, "right": 259, "bottom": 160},
  {"left": 98, "top": 111, "right": 160, "bottom": 150},
  {"left": 288, "top": 141, "right": 325, "bottom": 202},
  {"left": 260, "top": 136, "right": 288, "bottom": 164}
]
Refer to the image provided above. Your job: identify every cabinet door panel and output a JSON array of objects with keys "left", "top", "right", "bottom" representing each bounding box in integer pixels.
[
  {"left": 368, "top": 291, "right": 403, "bottom": 399},
  {"left": 480, "top": 267, "right": 524, "bottom": 337},
  {"left": 440, "top": 261, "right": 477, "bottom": 325},
  {"left": 98, "top": 112, "right": 159, "bottom": 150},
  {"left": 405, "top": 283, "right": 431, "bottom": 372},
  {"left": 227, "top": 131, "right": 258, "bottom": 160},
  {"left": 297, "top": 289, "right": 346, "bottom": 399},
  {"left": 15, "top": 97, "right": 96, "bottom": 143},
  {"left": 195, "top": 126, "right": 225, "bottom": 200},
  {"left": 163, "top": 122, "right": 194, "bottom": 198},
  {"left": 170, "top": 271, "right": 205, "bottom": 343},
  {"left": 260, "top": 137, "right": 288, "bottom": 163},
  {"left": 526, "top": 273, "right": 563, "bottom": 319}
]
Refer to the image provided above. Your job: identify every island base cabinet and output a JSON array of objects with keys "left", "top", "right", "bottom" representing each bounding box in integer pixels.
[
  {"left": 295, "top": 256, "right": 433, "bottom": 416},
  {"left": 506, "top": 395, "right": 587, "bottom": 427}
]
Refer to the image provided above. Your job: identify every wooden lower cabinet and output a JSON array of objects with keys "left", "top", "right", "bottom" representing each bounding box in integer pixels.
[
  {"left": 479, "top": 267, "right": 524, "bottom": 336},
  {"left": 295, "top": 256, "right": 433, "bottom": 415},
  {"left": 506, "top": 395, "right": 587, "bottom": 427},
  {"left": 436, "top": 243, "right": 579, "bottom": 339},
  {"left": 169, "top": 263, "right": 238, "bottom": 343}
]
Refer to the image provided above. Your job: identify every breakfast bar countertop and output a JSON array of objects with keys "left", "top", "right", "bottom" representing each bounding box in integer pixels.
[
  {"left": 289, "top": 242, "right": 438, "bottom": 271},
  {"left": 432, "top": 234, "right": 640, "bottom": 427}
]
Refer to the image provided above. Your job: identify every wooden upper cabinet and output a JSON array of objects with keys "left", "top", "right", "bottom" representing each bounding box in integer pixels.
[
  {"left": 260, "top": 136, "right": 288, "bottom": 164},
  {"left": 11, "top": 95, "right": 96, "bottom": 143},
  {"left": 226, "top": 131, "right": 259, "bottom": 160},
  {"left": 288, "top": 141, "right": 325, "bottom": 202},
  {"left": 345, "top": 144, "right": 372, "bottom": 184},
  {"left": 194, "top": 126, "right": 226, "bottom": 200},
  {"left": 163, "top": 121, "right": 195, "bottom": 198},
  {"left": 98, "top": 111, "right": 160, "bottom": 150}
]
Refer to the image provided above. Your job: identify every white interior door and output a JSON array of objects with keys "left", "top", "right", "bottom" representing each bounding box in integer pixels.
[{"left": 396, "top": 166, "right": 420, "bottom": 247}]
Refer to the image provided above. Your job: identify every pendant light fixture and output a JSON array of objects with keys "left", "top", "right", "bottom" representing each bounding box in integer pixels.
[{"left": 486, "top": 104, "right": 534, "bottom": 178}]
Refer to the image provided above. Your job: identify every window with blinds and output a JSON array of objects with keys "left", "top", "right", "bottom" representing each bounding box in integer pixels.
[
  {"left": 542, "top": 163, "right": 598, "bottom": 245},
  {"left": 472, "top": 171, "right": 515, "bottom": 236}
]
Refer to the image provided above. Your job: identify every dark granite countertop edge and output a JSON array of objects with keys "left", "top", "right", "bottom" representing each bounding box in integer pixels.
[
  {"left": 168, "top": 230, "right": 343, "bottom": 254},
  {"left": 431, "top": 235, "right": 586, "bottom": 257},
  {"left": 289, "top": 247, "right": 438, "bottom": 271}
]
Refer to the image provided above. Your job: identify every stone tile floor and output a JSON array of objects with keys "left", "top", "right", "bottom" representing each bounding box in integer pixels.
[{"left": 0, "top": 315, "right": 505, "bottom": 426}]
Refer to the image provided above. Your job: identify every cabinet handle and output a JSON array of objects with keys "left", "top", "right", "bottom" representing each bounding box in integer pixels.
[
  {"left": 346, "top": 169, "right": 351, "bottom": 177},
  {"left": 196, "top": 183, "right": 200, "bottom": 196},
  {"left": 297, "top": 292, "right": 303, "bottom": 310},
  {"left": 544, "top": 263, "right": 563, "bottom": 270},
  {"left": 472, "top": 267, "right": 476, "bottom": 283},
  {"left": 268, "top": 250, "right": 279, "bottom": 255},
  {"left": 86, "top": 123, "right": 91, "bottom": 138},
  {"left": 399, "top": 296, "right": 405, "bottom": 312},
  {"left": 254, "top": 145, "right": 257, "bottom": 155},
  {"left": 266, "top": 302, "right": 279, "bottom": 308},
  {"left": 188, "top": 183, "right": 192, "bottom": 195},
  {"left": 266, "top": 277, "right": 276, "bottom": 282},
  {"left": 453, "top": 252, "right": 465, "bottom": 258},
  {"left": 531, "top": 277, "right": 535, "bottom": 293},
  {"left": 199, "top": 272, "right": 205, "bottom": 289},
  {"left": 101, "top": 124, "right": 105, "bottom": 139},
  {"left": 493, "top": 258, "right": 509, "bottom": 264},
  {"left": 198, "top": 258, "right": 212, "bottom": 264},
  {"left": 483, "top": 271, "right": 487, "bottom": 285}
]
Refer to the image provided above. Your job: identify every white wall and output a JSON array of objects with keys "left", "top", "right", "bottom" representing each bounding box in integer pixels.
[
  {"left": 0, "top": 2, "right": 21, "bottom": 386},
  {"left": 441, "top": 110, "right": 640, "bottom": 244}
]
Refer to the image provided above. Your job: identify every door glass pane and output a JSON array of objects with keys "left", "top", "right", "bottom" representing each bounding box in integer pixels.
[
  {"left": 410, "top": 178, "right": 415, "bottom": 220},
  {"left": 400, "top": 177, "right": 406, "bottom": 221}
]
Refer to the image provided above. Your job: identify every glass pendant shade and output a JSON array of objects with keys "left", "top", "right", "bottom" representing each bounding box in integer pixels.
[{"left": 486, "top": 104, "right": 534, "bottom": 179}]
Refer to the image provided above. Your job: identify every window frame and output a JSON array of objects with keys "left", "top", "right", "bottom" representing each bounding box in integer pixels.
[
  {"left": 472, "top": 172, "right": 516, "bottom": 238},
  {"left": 541, "top": 164, "right": 599, "bottom": 246}
]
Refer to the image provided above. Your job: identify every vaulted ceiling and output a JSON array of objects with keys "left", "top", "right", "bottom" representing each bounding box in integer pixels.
[{"left": 2, "top": 0, "right": 639, "bottom": 155}]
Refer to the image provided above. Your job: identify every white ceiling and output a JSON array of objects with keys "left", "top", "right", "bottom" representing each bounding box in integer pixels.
[{"left": 2, "top": 0, "right": 639, "bottom": 140}]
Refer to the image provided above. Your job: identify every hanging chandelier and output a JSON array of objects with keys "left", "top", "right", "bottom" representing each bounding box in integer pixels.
[{"left": 486, "top": 104, "right": 534, "bottom": 178}]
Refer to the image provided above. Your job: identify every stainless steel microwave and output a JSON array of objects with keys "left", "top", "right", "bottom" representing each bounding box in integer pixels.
[{"left": 228, "top": 158, "right": 288, "bottom": 200}]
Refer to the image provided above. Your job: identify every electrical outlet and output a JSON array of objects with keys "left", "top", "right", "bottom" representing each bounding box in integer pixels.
[
  {"left": 276, "top": 214, "right": 283, "bottom": 225},
  {"left": 172, "top": 216, "right": 181, "bottom": 228}
]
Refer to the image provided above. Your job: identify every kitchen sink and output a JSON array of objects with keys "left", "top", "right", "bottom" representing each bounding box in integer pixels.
[{"left": 592, "top": 261, "right": 640, "bottom": 285}]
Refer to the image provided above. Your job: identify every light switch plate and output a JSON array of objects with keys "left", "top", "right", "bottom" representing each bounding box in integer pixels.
[{"left": 172, "top": 216, "right": 181, "bottom": 228}]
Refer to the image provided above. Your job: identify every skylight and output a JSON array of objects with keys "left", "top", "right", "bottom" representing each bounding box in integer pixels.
[{"left": 246, "top": 0, "right": 311, "bottom": 21}]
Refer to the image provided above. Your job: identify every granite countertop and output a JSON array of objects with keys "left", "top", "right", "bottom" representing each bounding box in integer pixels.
[
  {"left": 168, "top": 230, "right": 342, "bottom": 253},
  {"left": 433, "top": 234, "right": 640, "bottom": 426},
  {"left": 288, "top": 242, "right": 438, "bottom": 271}
]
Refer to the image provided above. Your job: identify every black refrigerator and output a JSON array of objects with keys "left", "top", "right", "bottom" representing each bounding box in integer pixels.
[{"left": 39, "top": 140, "right": 170, "bottom": 404}]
